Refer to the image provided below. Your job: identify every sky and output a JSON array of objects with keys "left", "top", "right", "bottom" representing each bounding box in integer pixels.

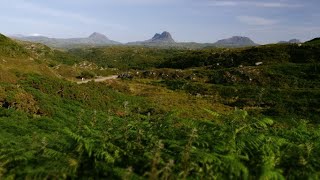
[{"left": 0, "top": 0, "right": 319, "bottom": 44}]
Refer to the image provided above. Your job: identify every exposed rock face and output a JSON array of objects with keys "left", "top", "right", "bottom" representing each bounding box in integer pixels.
[
  {"left": 128, "top": 31, "right": 176, "bottom": 45},
  {"left": 151, "top": 33, "right": 161, "bottom": 41},
  {"left": 147, "top": 31, "right": 175, "bottom": 43},
  {"left": 214, "top": 36, "right": 257, "bottom": 47}
]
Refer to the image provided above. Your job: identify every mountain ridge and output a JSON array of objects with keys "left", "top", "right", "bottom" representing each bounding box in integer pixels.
[
  {"left": 213, "top": 36, "right": 258, "bottom": 47},
  {"left": 278, "top": 39, "right": 301, "bottom": 44},
  {"left": 10, "top": 32, "right": 121, "bottom": 48},
  {"left": 9, "top": 32, "right": 320, "bottom": 48}
]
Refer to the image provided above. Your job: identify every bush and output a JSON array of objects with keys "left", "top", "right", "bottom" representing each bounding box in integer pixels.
[{"left": 78, "top": 71, "right": 96, "bottom": 79}]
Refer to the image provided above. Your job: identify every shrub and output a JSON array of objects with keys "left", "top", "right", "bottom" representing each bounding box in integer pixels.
[{"left": 78, "top": 71, "right": 96, "bottom": 79}]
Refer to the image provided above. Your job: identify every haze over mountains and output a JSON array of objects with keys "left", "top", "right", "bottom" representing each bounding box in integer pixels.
[
  {"left": 213, "top": 36, "right": 258, "bottom": 47},
  {"left": 11, "top": 32, "right": 121, "bottom": 48},
  {"left": 9, "top": 31, "right": 299, "bottom": 49},
  {"left": 278, "top": 39, "right": 301, "bottom": 44}
]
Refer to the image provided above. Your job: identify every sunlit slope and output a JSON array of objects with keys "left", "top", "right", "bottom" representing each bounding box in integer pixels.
[{"left": 0, "top": 34, "right": 101, "bottom": 82}]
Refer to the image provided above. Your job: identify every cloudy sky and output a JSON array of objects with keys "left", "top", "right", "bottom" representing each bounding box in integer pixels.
[{"left": 1, "top": 0, "right": 319, "bottom": 43}]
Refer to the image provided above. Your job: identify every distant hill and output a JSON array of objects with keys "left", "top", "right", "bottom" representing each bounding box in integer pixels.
[
  {"left": 10, "top": 32, "right": 121, "bottom": 48},
  {"left": 128, "top": 31, "right": 176, "bottom": 45},
  {"left": 213, "top": 36, "right": 258, "bottom": 47},
  {"left": 304, "top": 37, "right": 320, "bottom": 45},
  {"left": 127, "top": 32, "right": 257, "bottom": 48},
  {"left": 278, "top": 39, "right": 301, "bottom": 44}
]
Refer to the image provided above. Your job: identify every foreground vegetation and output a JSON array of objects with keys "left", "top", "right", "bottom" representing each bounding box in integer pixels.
[{"left": 1, "top": 34, "right": 320, "bottom": 179}]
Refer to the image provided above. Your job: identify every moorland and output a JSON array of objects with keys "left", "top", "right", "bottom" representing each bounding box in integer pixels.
[{"left": 0, "top": 33, "right": 320, "bottom": 179}]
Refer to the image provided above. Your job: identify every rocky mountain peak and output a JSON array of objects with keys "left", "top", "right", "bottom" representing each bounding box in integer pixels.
[
  {"left": 151, "top": 33, "right": 161, "bottom": 40},
  {"left": 149, "top": 31, "right": 175, "bottom": 43}
]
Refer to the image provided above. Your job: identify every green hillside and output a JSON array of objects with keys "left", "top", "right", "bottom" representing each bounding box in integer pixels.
[
  {"left": 305, "top": 37, "right": 320, "bottom": 45},
  {"left": 0, "top": 34, "right": 29, "bottom": 57},
  {"left": 68, "top": 46, "right": 182, "bottom": 70},
  {"left": 1, "top": 34, "right": 320, "bottom": 179}
]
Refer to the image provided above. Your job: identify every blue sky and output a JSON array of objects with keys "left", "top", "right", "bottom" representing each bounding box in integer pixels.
[{"left": 1, "top": 0, "right": 319, "bottom": 43}]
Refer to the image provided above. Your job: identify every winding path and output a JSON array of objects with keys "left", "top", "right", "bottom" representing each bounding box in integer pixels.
[{"left": 76, "top": 75, "right": 118, "bottom": 84}]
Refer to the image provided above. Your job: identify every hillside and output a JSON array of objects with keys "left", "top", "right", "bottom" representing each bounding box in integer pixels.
[
  {"left": 0, "top": 33, "right": 29, "bottom": 57},
  {"left": 0, "top": 33, "right": 118, "bottom": 82},
  {"left": 305, "top": 37, "right": 320, "bottom": 45},
  {"left": 1, "top": 34, "right": 320, "bottom": 179},
  {"left": 0, "top": 34, "right": 55, "bottom": 83}
]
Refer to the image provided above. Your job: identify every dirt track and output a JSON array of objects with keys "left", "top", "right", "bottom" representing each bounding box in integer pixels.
[{"left": 76, "top": 75, "right": 118, "bottom": 84}]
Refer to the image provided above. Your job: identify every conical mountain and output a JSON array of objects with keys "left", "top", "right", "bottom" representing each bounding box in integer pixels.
[{"left": 89, "top": 32, "right": 110, "bottom": 40}]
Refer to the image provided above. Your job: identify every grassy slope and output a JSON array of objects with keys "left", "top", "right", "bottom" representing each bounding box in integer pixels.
[
  {"left": 0, "top": 34, "right": 56, "bottom": 83},
  {"left": 0, "top": 35, "right": 119, "bottom": 83},
  {"left": 1, "top": 34, "right": 320, "bottom": 179},
  {"left": 1, "top": 74, "right": 320, "bottom": 179},
  {"left": 305, "top": 37, "right": 320, "bottom": 45}
]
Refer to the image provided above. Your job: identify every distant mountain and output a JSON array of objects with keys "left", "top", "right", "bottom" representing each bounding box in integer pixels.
[
  {"left": 278, "top": 39, "right": 301, "bottom": 44},
  {"left": 86, "top": 32, "right": 117, "bottom": 44},
  {"left": 128, "top": 31, "right": 176, "bottom": 45},
  {"left": 304, "top": 37, "right": 320, "bottom": 45},
  {"left": 147, "top": 31, "right": 175, "bottom": 43},
  {"left": 213, "top": 36, "right": 257, "bottom": 47},
  {"left": 10, "top": 32, "right": 121, "bottom": 48}
]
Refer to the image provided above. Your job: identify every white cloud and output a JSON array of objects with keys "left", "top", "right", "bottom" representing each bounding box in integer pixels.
[
  {"left": 208, "top": 1, "right": 237, "bottom": 6},
  {"left": 68, "top": 0, "right": 180, "bottom": 5},
  {"left": 237, "top": 15, "right": 279, "bottom": 25},
  {"left": 208, "top": 0, "right": 302, "bottom": 8},
  {"left": 29, "top": 33, "right": 45, "bottom": 37},
  {"left": 253, "top": 2, "right": 302, "bottom": 8}
]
